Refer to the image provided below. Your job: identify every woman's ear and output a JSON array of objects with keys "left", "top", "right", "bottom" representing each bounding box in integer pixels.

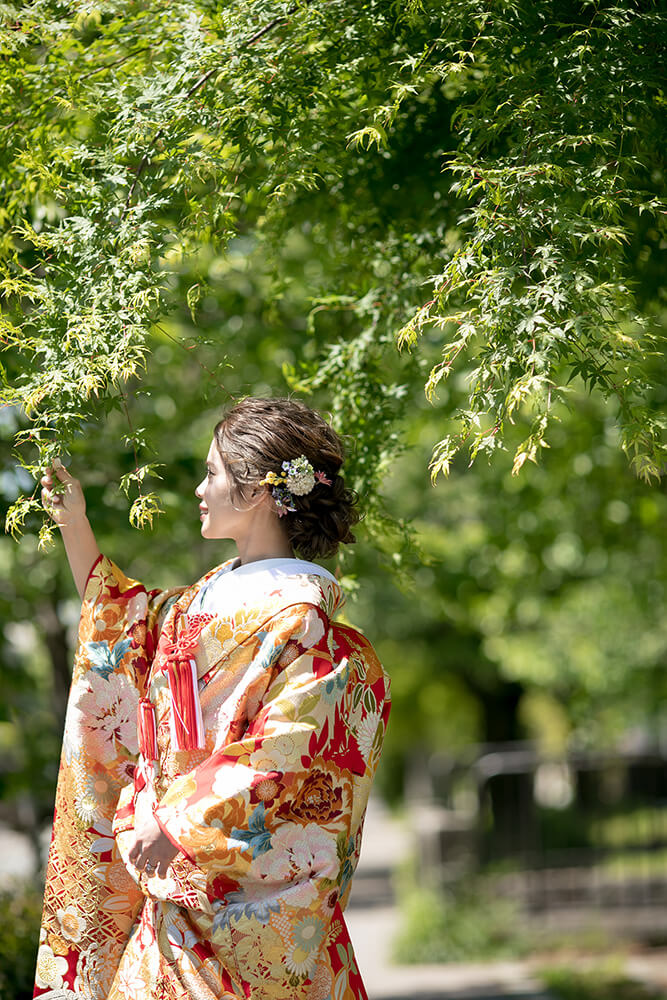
[{"left": 249, "top": 485, "right": 274, "bottom": 511}]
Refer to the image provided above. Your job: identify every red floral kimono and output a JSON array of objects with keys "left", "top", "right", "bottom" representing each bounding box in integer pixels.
[{"left": 34, "top": 555, "right": 390, "bottom": 1000}]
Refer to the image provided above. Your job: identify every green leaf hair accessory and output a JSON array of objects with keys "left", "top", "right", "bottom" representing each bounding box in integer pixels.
[{"left": 260, "top": 455, "right": 332, "bottom": 517}]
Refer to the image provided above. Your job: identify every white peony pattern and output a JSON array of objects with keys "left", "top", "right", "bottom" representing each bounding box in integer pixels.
[
  {"left": 291, "top": 607, "right": 326, "bottom": 647},
  {"left": 64, "top": 673, "right": 139, "bottom": 765},
  {"left": 253, "top": 822, "right": 338, "bottom": 882}
]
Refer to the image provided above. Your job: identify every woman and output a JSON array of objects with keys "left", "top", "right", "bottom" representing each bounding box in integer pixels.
[{"left": 35, "top": 397, "right": 391, "bottom": 1000}]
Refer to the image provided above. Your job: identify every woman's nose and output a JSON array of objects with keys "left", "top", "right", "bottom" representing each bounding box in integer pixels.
[{"left": 195, "top": 480, "right": 204, "bottom": 498}]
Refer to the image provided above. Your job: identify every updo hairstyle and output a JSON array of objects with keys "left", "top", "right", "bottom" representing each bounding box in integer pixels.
[{"left": 214, "top": 397, "right": 360, "bottom": 560}]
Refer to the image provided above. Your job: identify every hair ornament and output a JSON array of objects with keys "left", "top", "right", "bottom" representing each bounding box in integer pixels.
[{"left": 260, "top": 455, "right": 332, "bottom": 516}]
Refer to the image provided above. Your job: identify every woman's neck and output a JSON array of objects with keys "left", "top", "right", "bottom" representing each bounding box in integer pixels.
[{"left": 234, "top": 518, "right": 294, "bottom": 566}]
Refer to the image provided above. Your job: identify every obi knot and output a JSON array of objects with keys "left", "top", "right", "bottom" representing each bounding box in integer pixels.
[{"left": 158, "top": 611, "right": 215, "bottom": 661}]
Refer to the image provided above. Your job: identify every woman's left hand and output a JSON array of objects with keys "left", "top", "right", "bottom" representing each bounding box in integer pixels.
[{"left": 127, "top": 809, "right": 179, "bottom": 878}]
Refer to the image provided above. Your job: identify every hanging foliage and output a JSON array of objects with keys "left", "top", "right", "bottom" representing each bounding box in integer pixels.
[{"left": 1, "top": 0, "right": 664, "bottom": 543}]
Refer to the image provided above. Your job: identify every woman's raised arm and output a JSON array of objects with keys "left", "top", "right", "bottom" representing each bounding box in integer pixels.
[{"left": 41, "top": 459, "right": 101, "bottom": 601}]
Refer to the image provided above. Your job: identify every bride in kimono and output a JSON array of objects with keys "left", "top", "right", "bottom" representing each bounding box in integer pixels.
[{"left": 36, "top": 396, "right": 391, "bottom": 1000}]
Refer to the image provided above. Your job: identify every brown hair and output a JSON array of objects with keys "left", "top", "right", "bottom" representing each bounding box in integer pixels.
[{"left": 214, "top": 397, "right": 360, "bottom": 560}]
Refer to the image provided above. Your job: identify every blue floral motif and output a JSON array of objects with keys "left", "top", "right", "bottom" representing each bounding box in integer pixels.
[
  {"left": 212, "top": 890, "right": 281, "bottom": 930},
  {"left": 84, "top": 638, "right": 132, "bottom": 678},
  {"left": 322, "top": 660, "right": 349, "bottom": 704},
  {"left": 252, "top": 630, "right": 288, "bottom": 672},
  {"left": 230, "top": 802, "right": 273, "bottom": 858}
]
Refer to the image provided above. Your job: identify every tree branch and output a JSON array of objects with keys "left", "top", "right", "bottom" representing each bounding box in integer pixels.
[{"left": 79, "top": 46, "right": 152, "bottom": 81}]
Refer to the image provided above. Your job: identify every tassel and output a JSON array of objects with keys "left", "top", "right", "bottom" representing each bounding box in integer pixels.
[
  {"left": 158, "top": 610, "right": 212, "bottom": 753},
  {"left": 166, "top": 657, "right": 205, "bottom": 751},
  {"left": 134, "top": 755, "right": 158, "bottom": 795},
  {"left": 137, "top": 698, "right": 158, "bottom": 762}
]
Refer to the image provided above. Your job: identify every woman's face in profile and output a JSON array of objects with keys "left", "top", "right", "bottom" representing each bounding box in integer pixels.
[{"left": 195, "top": 440, "right": 256, "bottom": 541}]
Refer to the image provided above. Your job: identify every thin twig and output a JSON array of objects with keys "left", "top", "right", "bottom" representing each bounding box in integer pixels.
[
  {"left": 119, "top": 386, "right": 144, "bottom": 496},
  {"left": 79, "top": 46, "right": 152, "bottom": 80},
  {"left": 153, "top": 323, "right": 235, "bottom": 401},
  {"left": 117, "top": 4, "right": 308, "bottom": 483}
]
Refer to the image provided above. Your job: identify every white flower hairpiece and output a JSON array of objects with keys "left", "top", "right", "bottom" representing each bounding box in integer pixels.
[{"left": 259, "top": 455, "right": 332, "bottom": 517}]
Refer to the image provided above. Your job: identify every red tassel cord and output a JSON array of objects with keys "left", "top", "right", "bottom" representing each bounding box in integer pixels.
[
  {"left": 166, "top": 657, "right": 205, "bottom": 751},
  {"left": 157, "top": 612, "right": 213, "bottom": 753},
  {"left": 135, "top": 698, "right": 159, "bottom": 794},
  {"left": 137, "top": 698, "right": 158, "bottom": 762}
]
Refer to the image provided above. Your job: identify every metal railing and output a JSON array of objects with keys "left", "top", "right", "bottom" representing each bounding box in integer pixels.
[{"left": 407, "top": 742, "right": 667, "bottom": 922}]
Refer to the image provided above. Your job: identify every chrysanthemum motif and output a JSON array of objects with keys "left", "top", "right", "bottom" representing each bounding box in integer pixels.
[
  {"left": 293, "top": 915, "right": 325, "bottom": 953},
  {"left": 354, "top": 711, "right": 382, "bottom": 758},
  {"left": 285, "top": 941, "right": 318, "bottom": 978},
  {"left": 85, "top": 769, "right": 120, "bottom": 805},
  {"left": 253, "top": 775, "right": 281, "bottom": 802},
  {"left": 75, "top": 791, "right": 101, "bottom": 826}
]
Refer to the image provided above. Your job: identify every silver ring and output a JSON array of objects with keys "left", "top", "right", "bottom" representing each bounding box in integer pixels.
[{"left": 144, "top": 862, "right": 155, "bottom": 873}]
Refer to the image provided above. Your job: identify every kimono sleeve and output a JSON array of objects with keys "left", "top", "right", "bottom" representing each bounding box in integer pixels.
[
  {"left": 77, "top": 553, "right": 185, "bottom": 685},
  {"left": 34, "top": 557, "right": 187, "bottom": 999},
  {"left": 153, "top": 602, "right": 390, "bottom": 900},
  {"left": 64, "top": 554, "right": 186, "bottom": 776}
]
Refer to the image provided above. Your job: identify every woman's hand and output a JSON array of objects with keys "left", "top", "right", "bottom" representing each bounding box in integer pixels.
[
  {"left": 40, "top": 459, "right": 86, "bottom": 527},
  {"left": 40, "top": 459, "right": 101, "bottom": 600},
  {"left": 128, "top": 809, "right": 180, "bottom": 879}
]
